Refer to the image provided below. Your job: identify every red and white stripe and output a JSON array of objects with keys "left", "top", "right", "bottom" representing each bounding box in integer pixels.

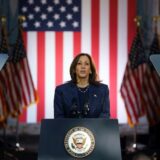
[
  {"left": 142, "top": 67, "right": 160, "bottom": 125},
  {"left": 19, "top": 0, "right": 137, "bottom": 123},
  {"left": 120, "top": 61, "right": 147, "bottom": 125}
]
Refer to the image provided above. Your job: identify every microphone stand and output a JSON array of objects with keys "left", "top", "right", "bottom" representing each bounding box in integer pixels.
[
  {"left": 70, "top": 103, "right": 81, "bottom": 118},
  {"left": 82, "top": 102, "right": 89, "bottom": 118},
  {"left": 15, "top": 117, "right": 24, "bottom": 151},
  {"left": 70, "top": 101, "right": 89, "bottom": 118}
]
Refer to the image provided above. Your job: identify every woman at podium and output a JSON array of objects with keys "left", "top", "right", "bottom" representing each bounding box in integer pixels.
[{"left": 54, "top": 53, "right": 110, "bottom": 119}]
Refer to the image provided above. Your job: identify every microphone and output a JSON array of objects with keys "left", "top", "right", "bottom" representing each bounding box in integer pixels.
[
  {"left": 82, "top": 101, "right": 89, "bottom": 117},
  {"left": 70, "top": 98, "right": 81, "bottom": 118},
  {"left": 70, "top": 97, "right": 90, "bottom": 118}
]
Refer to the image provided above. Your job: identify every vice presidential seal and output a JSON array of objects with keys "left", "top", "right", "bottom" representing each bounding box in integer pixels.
[{"left": 64, "top": 127, "right": 95, "bottom": 158}]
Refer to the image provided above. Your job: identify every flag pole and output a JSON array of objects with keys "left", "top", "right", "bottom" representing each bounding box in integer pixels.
[
  {"left": 14, "top": 16, "right": 26, "bottom": 152},
  {"left": 132, "top": 17, "right": 141, "bottom": 152},
  {"left": 15, "top": 117, "right": 24, "bottom": 151},
  {"left": 126, "top": 124, "right": 137, "bottom": 153},
  {"left": 127, "top": 16, "right": 141, "bottom": 153},
  {"left": 133, "top": 124, "right": 137, "bottom": 150}
]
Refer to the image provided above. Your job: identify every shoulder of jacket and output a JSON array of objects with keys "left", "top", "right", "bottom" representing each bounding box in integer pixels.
[
  {"left": 56, "top": 81, "right": 74, "bottom": 90},
  {"left": 96, "top": 83, "right": 109, "bottom": 89}
]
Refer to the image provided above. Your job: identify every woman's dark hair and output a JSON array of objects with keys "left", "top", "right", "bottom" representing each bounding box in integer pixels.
[{"left": 70, "top": 53, "right": 100, "bottom": 85}]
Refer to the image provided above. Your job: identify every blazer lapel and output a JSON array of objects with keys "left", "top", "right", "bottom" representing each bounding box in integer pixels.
[
  {"left": 70, "top": 83, "right": 79, "bottom": 105},
  {"left": 89, "top": 85, "right": 99, "bottom": 108}
]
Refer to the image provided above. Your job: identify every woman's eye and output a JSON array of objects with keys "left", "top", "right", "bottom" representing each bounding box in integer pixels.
[
  {"left": 77, "top": 62, "right": 81, "bottom": 65},
  {"left": 77, "top": 62, "right": 89, "bottom": 66}
]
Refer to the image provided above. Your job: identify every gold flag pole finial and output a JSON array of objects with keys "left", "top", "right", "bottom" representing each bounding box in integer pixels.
[
  {"left": 134, "top": 16, "right": 142, "bottom": 27},
  {"left": 152, "top": 16, "right": 160, "bottom": 23},
  {"left": 152, "top": 16, "right": 160, "bottom": 33},
  {"left": 1, "top": 16, "right": 7, "bottom": 25},
  {"left": 18, "top": 16, "right": 26, "bottom": 32},
  {"left": 18, "top": 15, "right": 26, "bottom": 24}
]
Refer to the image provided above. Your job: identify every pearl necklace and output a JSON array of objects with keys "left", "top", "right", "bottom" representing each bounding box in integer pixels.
[{"left": 77, "top": 86, "right": 89, "bottom": 93}]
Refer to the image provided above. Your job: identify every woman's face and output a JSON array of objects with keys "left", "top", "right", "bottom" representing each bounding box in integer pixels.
[{"left": 75, "top": 55, "right": 91, "bottom": 81}]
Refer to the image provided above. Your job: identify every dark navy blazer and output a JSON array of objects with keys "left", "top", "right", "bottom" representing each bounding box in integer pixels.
[{"left": 54, "top": 81, "right": 110, "bottom": 119}]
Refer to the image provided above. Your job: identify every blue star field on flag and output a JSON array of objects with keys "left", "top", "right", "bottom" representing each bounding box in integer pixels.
[{"left": 19, "top": 0, "right": 81, "bottom": 31}]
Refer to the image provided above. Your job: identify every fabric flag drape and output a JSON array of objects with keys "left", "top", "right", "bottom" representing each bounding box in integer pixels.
[
  {"left": 120, "top": 28, "right": 147, "bottom": 126},
  {"left": 0, "top": 19, "right": 9, "bottom": 125},
  {"left": 121, "top": 25, "right": 160, "bottom": 127},
  {"left": 11, "top": 25, "right": 39, "bottom": 113},
  {"left": 0, "top": 21, "right": 38, "bottom": 126},
  {"left": 141, "top": 31, "right": 160, "bottom": 125}
]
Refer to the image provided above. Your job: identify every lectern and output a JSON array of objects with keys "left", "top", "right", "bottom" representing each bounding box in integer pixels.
[{"left": 38, "top": 119, "right": 122, "bottom": 160}]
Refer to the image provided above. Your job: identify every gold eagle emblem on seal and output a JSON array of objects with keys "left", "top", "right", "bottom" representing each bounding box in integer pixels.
[{"left": 64, "top": 126, "right": 95, "bottom": 158}]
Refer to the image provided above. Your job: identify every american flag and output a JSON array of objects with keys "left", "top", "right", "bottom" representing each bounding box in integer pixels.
[
  {"left": 11, "top": 26, "right": 38, "bottom": 112},
  {"left": 19, "top": 0, "right": 137, "bottom": 123},
  {"left": 0, "top": 22, "right": 38, "bottom": 125},
  {"left": 142, "top": 31, "right": 160, "bottom": 125},
  {"left": 120, "top": 29, "right": 147, "bottom": 126},
  {"left": 0, "top": 23, "right": 9, "bottom": 124}
]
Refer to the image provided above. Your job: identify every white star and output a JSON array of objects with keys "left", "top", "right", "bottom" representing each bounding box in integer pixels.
[
  {"left": 41, "top": 14, "right": 47, "bottom": 20},
  {"left": 59, "top": 21, "right": 66, "bottom": 28},
  {"left": 41, "top": 0, "right": 47, "bottom": 4},
  {"left": 28, "top": 0, "right": 34, "bottom": 4},
  {"left": 47, "top": 6, "right": 53, "bottom": 12},
  {"left": 73, "top": 6, "right": 79, "bottom": 12},
  {"left": 22, "top": 6, "right": 27, "bottom": 13},
  {"left": 34, "top": 6, "right": 41, "bottom": 12},
  {"left": 53, "top": 14, "right": 60, "bottom": 20},
  {"left": 60, "top": 6, "right": 66, "bottom": 12},
  {"left": 66, "top": 0, "right": 72, "bottom": 5},
  {"left": 66, "top": 14, "right": 72, "bottom": 20},
  {"left": 53, "top": 0, "right": 59, "bottom": 5},
  {"left": 72, "top": 21, "right": 79, "bottom": 28},
  {"left": 47, "top": 21, "right": 54, "bottom": 27},
  {"left": 22, "top": 22, "right": 28, "bottom": 28},
  {"left": 28, "top": 14, "right": 34, "bottom": 20},
  {"left": 34, "top": 21, "right": 41, "bottom": 28}
]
